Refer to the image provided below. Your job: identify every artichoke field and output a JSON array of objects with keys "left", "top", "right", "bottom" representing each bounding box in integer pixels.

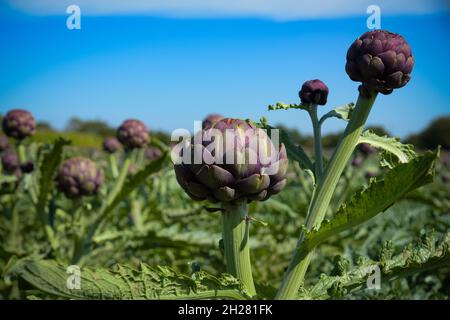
[{"left": 0, "top": 30, "right": 449, "bottom": 301}]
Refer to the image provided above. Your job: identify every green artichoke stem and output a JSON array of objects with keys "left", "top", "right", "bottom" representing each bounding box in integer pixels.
[
  {"left": 17, "top": 143, "right": 27, "bottom": 164},
  {"left": 222, "top": 201, "right": 256, "bottom": 297},
  {"left": 109, "top": 154, "right": 119, "bottom": 178},
  {"left": 275, "top": 89, "right": 378, "bottom": 300},
  {"left": 308, "top": 104, "right": 323, "bottom": 178}
]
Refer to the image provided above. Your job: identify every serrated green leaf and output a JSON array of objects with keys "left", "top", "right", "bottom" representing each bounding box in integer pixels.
[
  {"left": 36, "top": 138, "right": 71, "bottom": 214},
  {"left": 359, "top": 130, "right": 416, "bottom": 168},
  {"left": 267, "top": 102, "right": 306, "bottom": 111},
  {"left": 300, "top": 231, "right": 450, "bottom": 299},
  {"left": 297, "top": 150, "right": 439, "bottom": 259},
  {"left": 9, "top": 259, "right": 249, "bottom": 300},
  {"left": 319, "top": 103, "right": 355, "bottom": 124}
]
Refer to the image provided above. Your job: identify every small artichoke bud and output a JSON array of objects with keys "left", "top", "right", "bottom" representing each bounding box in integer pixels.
[
  {"left": 174, "top": 118, "right": 288, "bottom": 204},
  {"left": 145, "top": 147, "right": 162, "bottom": 161},
  {"left": 116, "top": 119, "right": 149, "bottom": 150},
  {"left": 20, "top": 160, "right": 34, "bottom": 174},
  {"left": 1, "top": 151, "right": 19, "bottom": 173},
  {"left": 351, "top": 157, "right": 363, "bottom": 167},
  {"left": 55, "top": 157, "right": 104, "bottom": 198},
  {"left": 103, "top": 137, "right": 121, "bottom": 154},
  {"left": 0, "top": 136, "right": 9, "bottom": 152},
  {"left": 202, "top": 114, "right": 224, "bottom": 130},
  {"left": 345, "top": 30, "right": 414, "bottom": 95},
  {"left": 2, "top": 109, "right": 36, "bottom": 140},
  {"left": 358, "top": 143, "right": 375, "bottom": 156},
  {"left": 299, "top": 79, "right": 329, "bottom": 106}
]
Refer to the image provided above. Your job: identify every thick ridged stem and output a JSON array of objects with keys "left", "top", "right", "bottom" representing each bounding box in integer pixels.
[
  {"left": 222, "top": 201, "right": 256, "bottom": 297},
  {"left": 109, "top": 154, "right": 119, "bottom": 178},
  {"left": 276, "top": 89, "right": 378, "bottom": 300},
  {"left": 309, "top": 105, "right": 323, "bottom": 178}
]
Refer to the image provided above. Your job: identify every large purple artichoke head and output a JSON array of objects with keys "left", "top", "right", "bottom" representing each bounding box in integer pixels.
[
  {"left": 1, "top": 151, "right": 19, "bottom": 174},
  {"left": 103, "top": 137, "right": 121, "bottom": 154},
  {"left": 2, "top": 109, "right": 36, "bottom": 140},
  {"left": 299, "top": 79, "right": 329, "bottom": 106},
  {"left": 346, "top": 30, "right": 414, "bottom": 95},
  {"left": 116, "top": 119, "right": 149, "bottom": 150},
  {"left": 174, "top": 118, "right": 288, "bottom": 204},
  {"left": 145, "top": 147, "right": 163, "bottom": 161},
  {"left": 0, "top": 136, "right": 9, "bottom": 152},
  {"left": 55, "top": 157, "right": 104, "bottom": 198},
  {"left": 202, "top": 114, "right": 224, "bottom": 130}
]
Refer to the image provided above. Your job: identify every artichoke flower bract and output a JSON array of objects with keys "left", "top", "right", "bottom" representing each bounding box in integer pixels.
[
  {"left": 145, "top": 147, "right": 162, "bottom": 161},
  {"left": 345, "top": 30, "right": 414, "bottom": 95},
  {"left": 202, "top": 113, "right": 224, "bottom": 130},
  {"left": 2, "top": 109, "right": 36, "bottom": 140},
  {"left": 299, "top": 79, "right": 329, "bottom": 106},
  {"left": 1, "top": 151, "right": 19, "bottom": 174},
  {"left": 55, "top": 157, "right": 104, "bottom": 198},
  {"left": 103, "top": 137, "right": 121, "bottom": 154},
  {"left": 0, "top": 136, "right": 9, "bottom": 152},
  {"left": 116, "top": 119, "right": 149, "bottom": 150},
  {"left": 174, "top": 118, "right": 288, "bottom": 204}
]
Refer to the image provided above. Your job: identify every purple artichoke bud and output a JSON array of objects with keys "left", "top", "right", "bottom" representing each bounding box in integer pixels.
[
  {"left": 20, "top": 160, "right": 34, "bottom": 174},
  {"left": 442, "top": 175, "right": 450, "bottom": 183},
  {"left": 145, "top": 147, "right": 162, "bottom": 161},
  {"left": 1, "top": 151, "right": 19, "bottom": 173},
  {"left": 299, "top": 79, "right": 329, "bottom": 105},
  {"left": 351, "top": 157, "right": 363, "bottom": 167},
  {"left": 345, "top": 30, "right": 414, "bottom": 95},
  {"left": 358, "top": 143, "right": 375, "bottom": 156},
  {"left": 55, "top": 157, "right": 104, "bottom": 198},
  {"left": 116, "top": 119, "right": 149, "bottom": 150},
  {"left": 174, "top": 118, "right": 288, "bottom": 204},
  {"left": 365, "top": 171, "right": 377, "bottom": 179},
  {"left": 0, "top": 136, "right": 9, "bottom": 152},
  {"left": 202, "top": 114, "right": 224, "bottom": 130},
  {"left": 2, "top": 109, "right": 36, "bottom": 140},
  {"left": 103, "top": 137, "right": 121, "bottom": 154}
]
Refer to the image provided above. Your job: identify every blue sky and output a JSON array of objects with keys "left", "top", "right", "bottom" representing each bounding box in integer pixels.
[{"left": 0, "top": 1, "right": 449, "bottom": 138}]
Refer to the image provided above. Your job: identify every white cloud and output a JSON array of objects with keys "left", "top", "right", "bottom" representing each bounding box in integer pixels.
[{"left": 5, "top": 0, "right": 450, "bottom": 20}]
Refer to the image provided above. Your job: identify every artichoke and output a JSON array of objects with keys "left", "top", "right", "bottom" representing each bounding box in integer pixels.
[
  {"left": 202, "top": 113, "right": 224, "bottom": 130},
  {"left": 55, "top": 157, "right": 104, "bottom": 198},
  {"left": 20, "top": 161, "right": 34, "bottom": 174},
  {"left": 116, "top": 119, "right": 149, "bottom": 150},
  {"left": 145, "top": 147, "right": 162, "bottom": 161},
  {"left": 103, "top": 137, "right": 121, "bottom": 154},
  {"left": 2, "top": 109, "right": 36, "bottom": 140},
  {"left": 0, "top": 136, "right": 9, "bottom": 152},
  {"left": 358, "top": 143, "right": 375, "bottom": 156},
  {"left": 345, "top": 30, "right": 414, "bottom": 95},
  {"left": 1, "top": 151, "right": 19, "bottom": 174},
  {"left": 174, "top": 118, "right": 288, "bottom": 204},
  {"left": 351, "top": 157, "right": 362, "bottom": 167},
  {"left": 299, "top": 79, "right": 329, "bottom": 105}
]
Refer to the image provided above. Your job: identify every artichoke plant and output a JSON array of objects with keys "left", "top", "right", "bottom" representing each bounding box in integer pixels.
[
  {"left": 103, "top": 137, "right": 121, "bottom": 154},
  {"left": 174, "top": 118, "right": 288, "bottom": 204},
  {"left": 2, "top": 109, "right": 36, "bottom": 140},
  {"left": 299, "top": 79, "right": 329, "bottom": 106},
  {"left": 345, "top": 30, "right": 414, "bottom": 95},
  {"left": 116, "top": 119, "right": 149, "bottom": 150},
  {"left": 202, "top": 113, "right": 224, "bottom": 130},
  {"left": 55, "top": 157, "right": 104, "bottom": 198},
  {"left": 358, "top": 143, "right": 375, "bottom": 156}
]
